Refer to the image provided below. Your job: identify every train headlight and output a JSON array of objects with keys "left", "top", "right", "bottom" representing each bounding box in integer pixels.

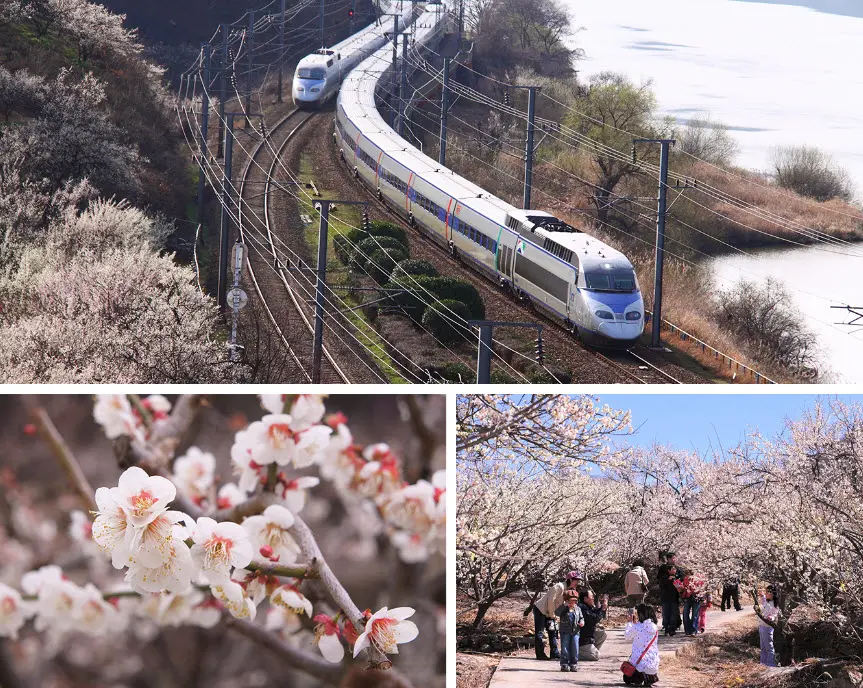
[
  {"left": 595, "top": 309, "right": 614, "bottom": 320},
  {"left": 310, "top": 87, "right": 321, "bottom": 93},
  {"left": 625, "top": 311, "right": 642, "bottom": 321}
]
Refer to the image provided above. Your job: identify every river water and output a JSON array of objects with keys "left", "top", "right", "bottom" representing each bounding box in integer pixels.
[{"left": 562, "top": 0, "right": 863, "bottom": 381}]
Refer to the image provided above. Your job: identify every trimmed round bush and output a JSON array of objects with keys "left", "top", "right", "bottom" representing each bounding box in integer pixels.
[
  {"left": 489, "top": 369, "right": 519, "bottom": 384},
  {"left": 333, "top": 233, "right": 353, "bottom": 265},
  {"left": 392, "top": 259, "right": 439, "bottom": 279},
  {"left": 380, "top": 279, "right": 427, "bottom": 321},
  {"left": 410, "top": 276, "right": 485, "bottom": 320},
  {"left": 365, "top": 247, "right": 409, "bottom": 285},
  {"left": 369, "top": 220, "right": 409, "bottom": 248},
  {"left": 352, "top": 236, "right": 408, "bottom": 270},
  {"left": 421, "top": 299, "right": 471, "bottom": 345}
]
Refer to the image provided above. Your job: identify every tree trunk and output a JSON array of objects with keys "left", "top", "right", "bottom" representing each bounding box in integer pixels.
[{"left": 472, "top": 601, "right": 494, "bottom": 630}]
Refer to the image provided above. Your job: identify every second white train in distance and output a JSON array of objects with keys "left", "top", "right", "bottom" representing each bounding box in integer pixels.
[{"left": 296, "top": 2, "right": 645, "bottom": 346}]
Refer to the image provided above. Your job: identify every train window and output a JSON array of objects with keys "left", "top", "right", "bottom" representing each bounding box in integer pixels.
[
  {"left": 584, "top": 270, "right": 637, "bottom": 293},
  {"left": 514, "top": 256, "right": 569, "bottom": 302},
  {"left": 298, "top": 68, "right": 326, "bottom": 80},
  {"left": 327, "top": 60, "right": 333, "bottom": 67}
]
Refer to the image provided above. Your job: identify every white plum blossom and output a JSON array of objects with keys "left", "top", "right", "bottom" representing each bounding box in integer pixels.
[
  {"left": 68, "top": 509, "right": 93, "bottom": 542},
  {"left": 231, "top": 423, "right": 266, "bottom": 493},
  {"left": 114, "top": 467, "right": 176, "bottom": 529},
  {"left": 211, "top": 579, "right": 256, "bottom": 620},
  {"left": 242, "top": 505, "right": 300, "bottom": 564},
  {"left": 276, "top": 476, "right": 320, "bottom": 513},
  {"left": 390, "top": 532, "right": 430, "bottom": 564},
  {"left": 171, "top": 447, "right": 216, "bottom": 504},
  {"left": 0, "top": 583, "right": 29, "bottom": 639},
  {"left": 217, "top": 482, "right": 247, "bottom": 510},
  {"left": 260, "top": 394, "right": 326, "bottom": 431},
  {"left": 352, "top": 607, "right": 418, "bottom": 657},
  {"left": 125, "top": 536, "right": 195, "bottom": 594},
  {"left": 73, "top": 583, "right": 124, "bottom": 636},
  {"left": 313, "top": 613, "right": 345, "bottom": 663},
  {"left": 319, "top": 421, "right": 358, "bottom": 486},
  {"left": 93, "top": 395, "right": 137, "bottom": 439},
  {"left": 247, "top": 415, "right": 333, "bottom": 469},
  {"left": 190, "top": 517, "right": 253, "bottom": 584},
  {"left": 271, "top": 584, "right": 313, "bottom": 618},
  {"left": 266, "top": 605, "right": 303, "bottom": 636},
  {"left": 92, "top": 487, "right": 135, "bottom": 569}
]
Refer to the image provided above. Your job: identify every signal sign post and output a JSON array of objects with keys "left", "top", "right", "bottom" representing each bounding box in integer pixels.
[{"left": 228, "top": 240, "right": 248, "bottom": 363}]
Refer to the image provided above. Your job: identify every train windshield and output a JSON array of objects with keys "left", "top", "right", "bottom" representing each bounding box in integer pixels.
[
  {"left": 297, "top": 67, "right": 326, "bottom": 80},
  {"left": 584, "top": 270, "right": 637, "bottom": 293}
]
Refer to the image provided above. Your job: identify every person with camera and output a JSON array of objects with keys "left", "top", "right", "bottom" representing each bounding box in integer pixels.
[
  {"left": 532, "top": 571, "right": 584, "bottom": 660},
  {"left": 621, "top": 604, "right": 660, "bottom": 686},
  {"left": 577, "top": 589, "right": 608, "bottom": 661}
]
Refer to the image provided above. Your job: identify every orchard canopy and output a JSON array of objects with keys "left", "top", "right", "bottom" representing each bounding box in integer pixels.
[{"left": 456, "top": 394, "right": 863, "bottom": 643}]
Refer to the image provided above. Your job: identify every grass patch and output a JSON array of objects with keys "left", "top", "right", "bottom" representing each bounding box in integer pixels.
[{"left": 296, "top": 153, "right": 409, "bottom": 383}]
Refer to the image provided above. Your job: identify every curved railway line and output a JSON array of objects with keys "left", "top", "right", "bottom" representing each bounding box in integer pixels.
[
  {"left": 320, "top": 120, "right": 697, "bottom": 384},
  {"left": 237, "top": 108, "right": 355, "bottom": 384}
]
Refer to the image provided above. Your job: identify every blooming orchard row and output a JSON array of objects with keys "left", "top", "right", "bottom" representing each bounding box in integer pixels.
[
  {"left": 0, "top": 394, "right": 445, "bottom": 674},
  {"left": 458, "top": 394, "right": 863, "bottom": 648}
]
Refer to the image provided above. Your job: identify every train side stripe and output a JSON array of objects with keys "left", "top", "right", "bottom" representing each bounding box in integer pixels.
[
  {"left": 405, "top": 172, "right": 414, "bottom": 212},
  {"left": 354, "top": 132, "right": 361, "bottom": 166},
  {"left": 444, "top": 198, "right": 453, "bottom": 241},
  {"left": 375, "top": 151, "right": 383, "bottom": 187}
]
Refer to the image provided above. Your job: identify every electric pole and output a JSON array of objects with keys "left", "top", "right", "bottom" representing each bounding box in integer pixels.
[
  {"left": 218, "top": 24, "right": 229, "bottom": 157},
  {"left": 439, "top": 57, "right": 450, "bottom": 166},
  {"left": 468, "top": 321, "right": 544, "bottom": 383},
  {"left": 398, "top": 33, "right": 409, "bottom": 137},
  {"left": 245, "top": 10, "right": 255, "bottom": 125},
  {"left": 633, "top": 138, "right": 676, "bottom": 349},
  {"left": 310, "top": 199, "right": 368, "bottom": 383},
  {"left": 278, "top": 0, "right": 286, "bottom": 102},
  {"left": 320, "top": 0, "right": 325, "bottom": 46},
  {"left": 219, "top": 112, "right": 263, "bottom": 310},
  {"left": 197, "top": 43, "right": 211, "bottom": 229},
  {"left": 523, "top": 85, "right": 538, "bottom": 209}
]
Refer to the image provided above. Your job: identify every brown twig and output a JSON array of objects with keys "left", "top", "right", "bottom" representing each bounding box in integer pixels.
[
  {"left": 29, "top": 405, "right": 97, "bottom": 513},
  {"left": 289, "top": 515, "right": 392, "bottom": 670},
  {"left": 246, "top": 561, "right": 319, "bottom": 579},
  {"left": 223, "top": 615, "right": 343, "bottom": 684}
]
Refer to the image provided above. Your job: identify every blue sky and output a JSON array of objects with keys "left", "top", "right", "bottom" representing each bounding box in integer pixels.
[{"left": 596, "top": 394, "right": 863, "bottom": 455}]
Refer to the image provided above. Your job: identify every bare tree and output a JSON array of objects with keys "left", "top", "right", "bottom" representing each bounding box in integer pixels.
[
  {"left": 676, "top": 113, "right": 739, "bottom": 167},
  {"left": 566, "top": 72, "right": 671, "bottom": 227},
  {"left": 771, "top": 144, "right": 855, "bottom": 203},
  {"left": 715, "top": 277, "right": 818, "bottom": 376}
]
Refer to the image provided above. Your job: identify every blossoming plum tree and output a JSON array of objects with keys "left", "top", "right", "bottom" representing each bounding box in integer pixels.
[{"left": 0, "top": 394, "right": 445, "bottom": 687}]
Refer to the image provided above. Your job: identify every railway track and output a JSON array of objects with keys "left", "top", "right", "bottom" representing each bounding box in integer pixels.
[
  {"left": 594, "top": 348, "right": 685, "bottom": 385},
  {"left": 237, "top": 107, "right": 352, "bottom": 383}
]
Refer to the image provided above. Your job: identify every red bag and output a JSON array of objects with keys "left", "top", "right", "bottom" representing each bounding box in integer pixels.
[{"left": 621, "top": 631, "right": 658, "bottom": 677}]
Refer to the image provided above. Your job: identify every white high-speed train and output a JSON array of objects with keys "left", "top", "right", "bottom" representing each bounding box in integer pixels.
[
  {"left": 292, "top": 2, "right": 413, "bottom": 107},
  {"left": 333, "top": 3, "right": 644, "bottom": 346}
]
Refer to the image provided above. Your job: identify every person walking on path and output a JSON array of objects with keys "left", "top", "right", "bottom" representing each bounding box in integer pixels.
[
  {"left": 624, "top": 560, "right": 650, "bottom": 613},
  {"left": 658, "top": 560, "right": 682, "bottom": 636},
  {"left": 677, "top": 570, "right": 705, "bottom": 637},
  {"left": 722, "top": 575, "right": 743, "bottom": 611},
  {"left": 622, "top": 604, "right": 660, "bottom": 686},
  {"left": 555, "top": 590, "right": 584, "bottom": 673},
  {"left": 756, "top": 585, "right": 781, "bottom": 667},
  {"left": 578, "top": 589, "right": 608, "bottom": 661},
  {"left": 533, "top": 571, "right": 583, "bottom": 660}
]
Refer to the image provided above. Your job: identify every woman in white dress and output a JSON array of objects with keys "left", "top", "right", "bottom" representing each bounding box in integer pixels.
[{"left": 623, "top": 604, "right": 660, "bottom": 686}]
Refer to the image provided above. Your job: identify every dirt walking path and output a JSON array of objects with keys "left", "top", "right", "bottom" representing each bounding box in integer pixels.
[{"left": 489, "top": 606, "right": 756, "bottom": 687}]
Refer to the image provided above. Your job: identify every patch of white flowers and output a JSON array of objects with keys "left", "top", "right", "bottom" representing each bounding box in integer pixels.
[{"left": 0, "top": 394, "right": 440, "bottom": 668}]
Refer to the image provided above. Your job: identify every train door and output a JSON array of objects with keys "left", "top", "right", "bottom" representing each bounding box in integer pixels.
[{"left": 497, "top": 239, "right": 514, "bottom": 282}]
